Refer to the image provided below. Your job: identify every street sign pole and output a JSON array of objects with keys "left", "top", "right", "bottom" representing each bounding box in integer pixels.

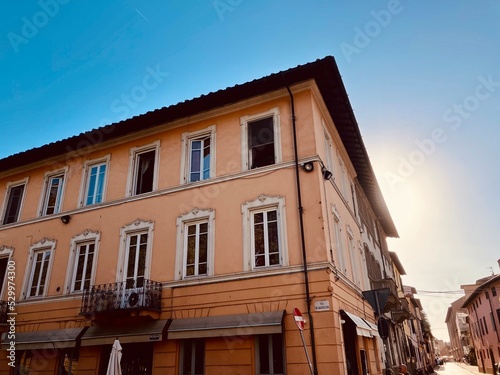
[
  {"left": 293, "top": 308, "right": 314, "bottom": 375},
  {"left": 299, "top": 329, "right": 314, "bottom": 375}
]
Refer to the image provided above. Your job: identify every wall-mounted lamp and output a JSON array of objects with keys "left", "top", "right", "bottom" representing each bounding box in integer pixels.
[
  {"left": 60, "top": 215, "right": 71, "bottom": 224},
  {"left": 302, "top": 162, "right": 314, "bottom": 172},
  {"left": 322, "top": 167, "right": 333, "bottom": 180}
]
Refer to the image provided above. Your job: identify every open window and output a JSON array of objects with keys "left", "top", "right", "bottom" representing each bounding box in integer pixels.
[
  {"left": 241, "top": 108, "right": 281, "bottom": 170},
  {"left": 127, "top": 141, "right": 160, "bottom": 196},
  {"left": 256, "top": 334, "right": 285, "bottom": 375},
  {"left": 180, "top": 126, "right": 216, "bottom": 184},
  {"left": 40, "top": 169, "right": 67, "bottom": 216},
  {"left": 2, "top": 179, "right": 28, "bottom": 225}
]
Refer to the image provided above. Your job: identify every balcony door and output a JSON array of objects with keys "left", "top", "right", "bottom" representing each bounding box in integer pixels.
[
  {"left": 124, "top": 231, "right": 148, "bottom": 289},
  {"left": 122, "top": 231, "right": 148, "bottom": 309}
]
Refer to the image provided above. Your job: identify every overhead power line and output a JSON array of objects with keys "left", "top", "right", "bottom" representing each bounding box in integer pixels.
[{"left": 417, "top": 290, "right": 464, "bottom": 294}]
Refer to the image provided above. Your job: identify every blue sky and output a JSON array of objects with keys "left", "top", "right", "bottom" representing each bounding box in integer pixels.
[{"left": 2, "top": 1, "right": 499, "bottom": 340}]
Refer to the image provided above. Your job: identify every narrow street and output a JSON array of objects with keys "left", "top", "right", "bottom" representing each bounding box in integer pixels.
[{"left": 435, "top": 362, "right": 482, "bottom": 375}]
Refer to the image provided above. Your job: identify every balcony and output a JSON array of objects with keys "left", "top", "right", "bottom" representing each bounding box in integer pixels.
[
  {"left": 392, "top": 298, "right": 411, "bottom": 323},
  {"left": 0, "top": 301, "right": 7, "bottom": 324},
  {"left": 80, "top": 279, "right": 162, "bottom": 317},
  {"left": 371, "top": 278, "right": 400, "bottom": 313}
]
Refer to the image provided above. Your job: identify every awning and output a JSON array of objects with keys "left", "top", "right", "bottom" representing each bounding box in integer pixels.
[
  {"left": 341, "top": 310, "right": 378, "bottom": 338},
  {"left": 168, "top": 310, "right": 285, "bottom": 339},
  {"left": 81, "top": 319, "right": 169, "bottom": 346},
  {"left": 362, "top": 319, "right": 380, "bottom": 338},
  {"left": 1, "top": 328, "right": 86, "bottom": 350}
]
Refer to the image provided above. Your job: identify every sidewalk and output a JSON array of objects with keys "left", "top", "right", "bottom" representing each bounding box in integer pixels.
[{"left": 455, "top": 362, "right": 482, "bottom": 375}]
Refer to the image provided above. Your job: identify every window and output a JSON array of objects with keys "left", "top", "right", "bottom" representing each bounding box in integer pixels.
[
  {"left": 483, "top": 316, "right": 488, "bottom": 334},
  {"left": 117, "top": 219, "right": 154, "bottom": 287},
  {"left": 2, "top": 179, "right": 27, "bottom": 224},
  {"left": 180, "top": 339, "right": 205, "bottom": 375},
  {"left": 338, "top": 156, "right": 348, "bottom": 198},
  {"left": 16, "top": 351, "right": 33, "bottom": 373},
  {"left": 65, "top": 230, "right": 100, "bottom": 293},
  {"left": 479, "top": 318, "right": 485, "bottom": 335},
  {"left": 24, "top": 238, "right": 56, "bottom": 298},
  {"left": 256, "top": 334, "right": 284, "bottom": 375},
  {"left": 242, "top": 194, "right": 288, "bottom": 271},
  {"left": 0, "top": 246, "right": 13, "bottom": 301},
  {"left": 492, "top": 286, "right": 497, "bottom": 297},
  {"left": 252, "top": 209, "right": 280, "bottom": 268},
  {"left": 73, "top": 242, "right": 95, "bottom": 291},
  {"left": 185, "top": 221, "right": 208, "bottom": 276},
  {"left": 175, "top": 208, "right": 215, "bottom": 280},
  {"left": 40, "top": 170, "right": 66, "bottom": 216},
  {"left": 58, "top": 348, "right": 79, "bottom": 375},
  {"left": 347, "top": 226, "right": 360, "bottom": 284},
  {"left": 99, "top": 343, "right": 153, "bottom": 375},
  {"left": 181, "top": 126, "right": 215, "bottom": 183},
  {"left": 241, "top": 108, "right": 281, "bottom": 170},
  {"left": 127, "top": 141, "right": 160, "bottom": 196},
  {"left": 323, "top": 126, "right": 336, "bottom": 178},
  {"left": 350, "top": 182, "right": 358, "bottom": 217},
  {"left": 125, "top": 231, "right": 148, "bottom": 288},
  {"left": 332, "top": 205, "right": 346, "bottom": 273},
  {"left": 80, "top": 156, "right": 109, "bottom": 206}
]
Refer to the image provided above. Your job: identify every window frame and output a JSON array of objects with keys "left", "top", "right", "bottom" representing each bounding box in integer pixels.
[
  {"left": 332, "top": 204, "right": 347, "bottom": 274},
  {"left": 1, "top": 178, "right": 28, "bottom": 225},
  {"left": 346, "top": 226, "right": 360, "bottom": 286},
  {"left": 79, "top": 155, "right": 110, "bottom": 207},
  {"left": 255, "top": 333, "right": 285, "bottom": 375},
  {"left": 0, "top": 246, "right": 14, "bottom": 300},
  {"left": 242, "top": 194, "right": 288, "bottom": 271},
  {"left": 179, "top": 338, "right": 205, "bottom": 375},
  {"left": 64, "top": 230, "right": 100, "bottom": 294},
  {"left": 241, "top": 108, "right": 281, "bottom": 171},
  {"left": 22, "top": 238, "right": 56, "bottom": 299},
  {"left": 116, "top": 219, "right": 154, "bottom": 285},
  {"left": 180, "top": 126, "right": 216, "bottom": 184},
  {"left": 323, "top": 125, "right": 336, "bottom": 179},
  {"left": 39, "top": 168, "right": 67, "bottom": 216},
  {"left": 175, "top": 208, "right": 215, "bottom": 280},
  {"left": 126, "top": 141, "right": 160, "bottom": 197}
]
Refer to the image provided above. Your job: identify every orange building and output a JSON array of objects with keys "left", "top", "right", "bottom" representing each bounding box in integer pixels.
[{"left": 0, "top": 56, "right": 400, "bottom": 374}]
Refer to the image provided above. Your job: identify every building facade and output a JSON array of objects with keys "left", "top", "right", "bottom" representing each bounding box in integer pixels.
[
  {"left": 445, "top": 297, "right": 470, "bottom": 362},
  {"left": 0, "top": 57, "right": 405, "bottom": 374},
  {"left": 461, "top": 270, "right": 500, "bottom": 374}
]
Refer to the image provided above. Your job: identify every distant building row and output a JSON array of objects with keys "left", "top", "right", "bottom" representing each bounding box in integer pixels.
[{"left": 446, "top": 259, "right": 500, "bottom": 374}]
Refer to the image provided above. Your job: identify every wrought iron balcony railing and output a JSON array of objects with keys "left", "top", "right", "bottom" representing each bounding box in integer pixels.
[
  {"left": 0, "top": 301, "right": 7, "bottom": 324},
  {"left": 80, "top": 279, "right": 162, "bottom": 316}
]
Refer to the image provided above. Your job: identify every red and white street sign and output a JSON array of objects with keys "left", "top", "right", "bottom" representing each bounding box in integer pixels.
[
  {"left": 293, "top": 307, "right": 314, "bottom": 374},
  {"left": 293, "top": 307, "right": 305, "bottom": 331}
]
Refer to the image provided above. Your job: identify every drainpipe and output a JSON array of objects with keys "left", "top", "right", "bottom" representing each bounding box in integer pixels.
[{"left": 286, "top": 85, "right": 318, "bottom": 375}]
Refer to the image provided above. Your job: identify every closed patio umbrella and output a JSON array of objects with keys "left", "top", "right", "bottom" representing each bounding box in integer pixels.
[{"left": 106, "top": 339, "right": 122, "bottom": 375}]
